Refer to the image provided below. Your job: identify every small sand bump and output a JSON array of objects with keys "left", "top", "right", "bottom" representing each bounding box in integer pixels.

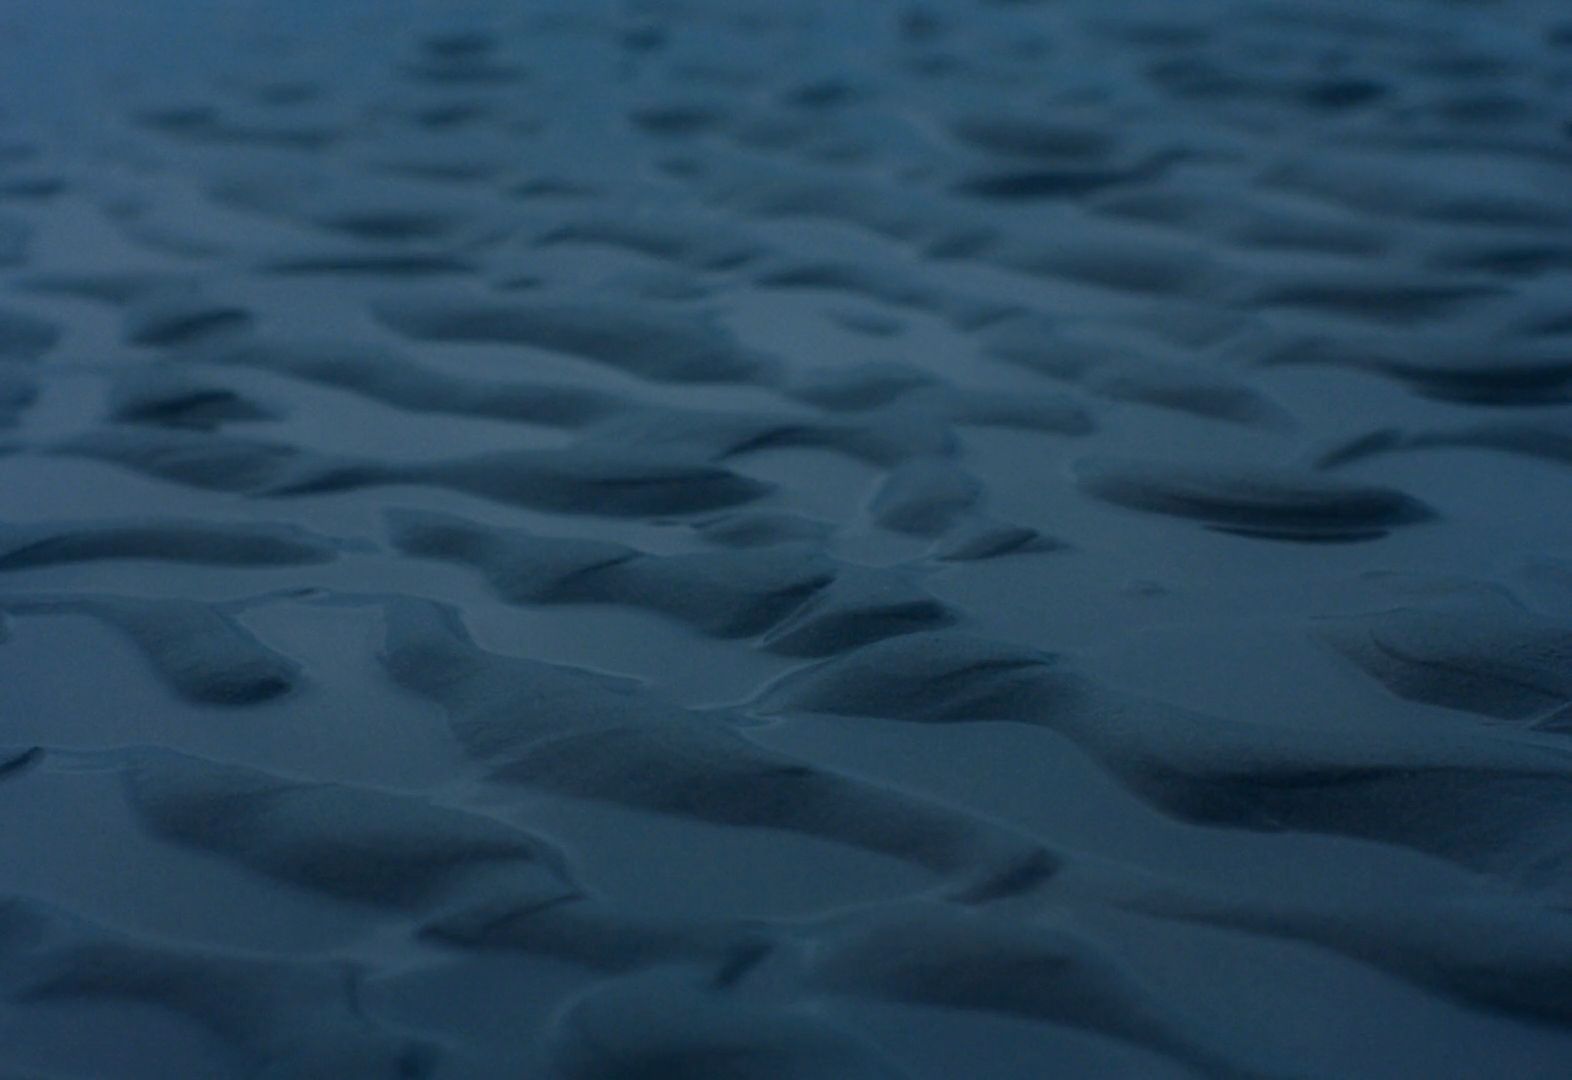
[
  {"left": 952, "top": 153, "right": 1176, "bottom": 200},
  {"left": 535, "top": 212, "right": 766, "bottom": 271},
  {"left": 1317, "top": 602, "right": 1572, "bottom": 726},
  {"left": 696, "top": 511, "right": 835, "bottom": 548},
  {"left": 1272, "top": 335, "right": 1572, "bottom": 405},
  {"left": 18, "top": 269, "right": 199, "bottom": 305},
  {"left": 0, "top": 746, "right": 42, "bottom": 780},
  {"left": 0, "top": 215, "right": 30, "bottom": 265},
  {"left": 0, "top": 371, "right": 36, "bottom": 427},
  {"left": 1, "top": 593, "right": 301, "bottom": 705},
  {"left": 108, "top": 370, "right": 277, "bottom": 429},
  {"left": 811, "top": 906, "right": 1275, "bottom": 1080},
  {"left": 125, "top": 751, "right": 579, "bottom": 910},
  {"left": 258, "top": 249, "right": 477, "bottom": 277},
  {"left": 869, "top": 459, "right": 983, "bottom": 536},
  {"left": 763, "top": 631, "right": 1572, "bottom": 889},
  {"left": 3, "top": 895, "right": 439, "bottom": 1076},
  {"left": 388, "top": 507, "right": 834, "bottom": 638},
  {"left": 0, "top": 519, "right": 341, "bottom": 571},
  {"left": 946, "top": 115, "right": 1120, "bottom": 161},
  {"left": 1073, "top": 456, "right": 1435, "bottom": 541},
  {"left": 785, "top": 362, "right": 937, "bottom": 412},
  {"left": 132, "top": 102, "right": 344, "bottom": 149},
  {"left": 1319, "top": 422, "right": 1572, "bottom": 470},
  {"left": 196, "top": 335, "right": 618, "bottom": 427},
  {"left": 381, "top": 599, "right": 1052, "bottom": 889},
  {"left": 932, "top": 517, "right": 1064, "bottom": 561},
  {"left": 1149, "top": 888, "right": 1572, "bottom": 1027},
  {"left": 0, "top": 307, "right": 62, "bottom": 362},
  {"left": 545, "top": 970, "right": 910, "bottom": 1080},
  {"left": 54, "top": 427, "right": 771, "bottom": 517},
  {"left": 1247, "top": 275, "right": 1505, "bottom": 326},
  {"left": 759, "top": 568, "right": 956, "bottom": 657},
  {"left": 54, "top": 428, "right": 305, "bottom": 493},
  {"left": 373, "top": 294, "right": 778, "bottom": 384},
  {"left": 122, "top": 291, "right": 254, "bottom": 348},
  {"left": 422, "top": 895, "right": 768, "bottom": 976}
]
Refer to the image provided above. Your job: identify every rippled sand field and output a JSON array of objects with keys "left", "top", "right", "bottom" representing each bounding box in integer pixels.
[{"left": 2, "top": 1, "right": 1571, "bottom": 1076}]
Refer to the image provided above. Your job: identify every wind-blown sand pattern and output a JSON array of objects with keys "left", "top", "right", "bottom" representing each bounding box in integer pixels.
[{"left": 2, "top": 0, "right": 1572, "bottom": 1076}]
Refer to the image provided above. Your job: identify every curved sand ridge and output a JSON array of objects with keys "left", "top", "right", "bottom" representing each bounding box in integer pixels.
[{"left": 2, "top": 0, "right": 1572, "bottom": 1077}]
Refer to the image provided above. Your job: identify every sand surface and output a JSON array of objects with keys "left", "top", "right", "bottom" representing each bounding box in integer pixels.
[{"left": 2, "top": 0, "right": 1572, "bottom": 1076}]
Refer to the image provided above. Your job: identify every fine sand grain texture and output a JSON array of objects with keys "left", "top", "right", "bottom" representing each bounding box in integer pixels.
[{"left": 3, "top": 0, "right": 1572, "bottom": 1077}]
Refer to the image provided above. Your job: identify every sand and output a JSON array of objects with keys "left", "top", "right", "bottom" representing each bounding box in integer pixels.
[{"left": 2, "top": 0, "right": 1571, "bottom": 1076}]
